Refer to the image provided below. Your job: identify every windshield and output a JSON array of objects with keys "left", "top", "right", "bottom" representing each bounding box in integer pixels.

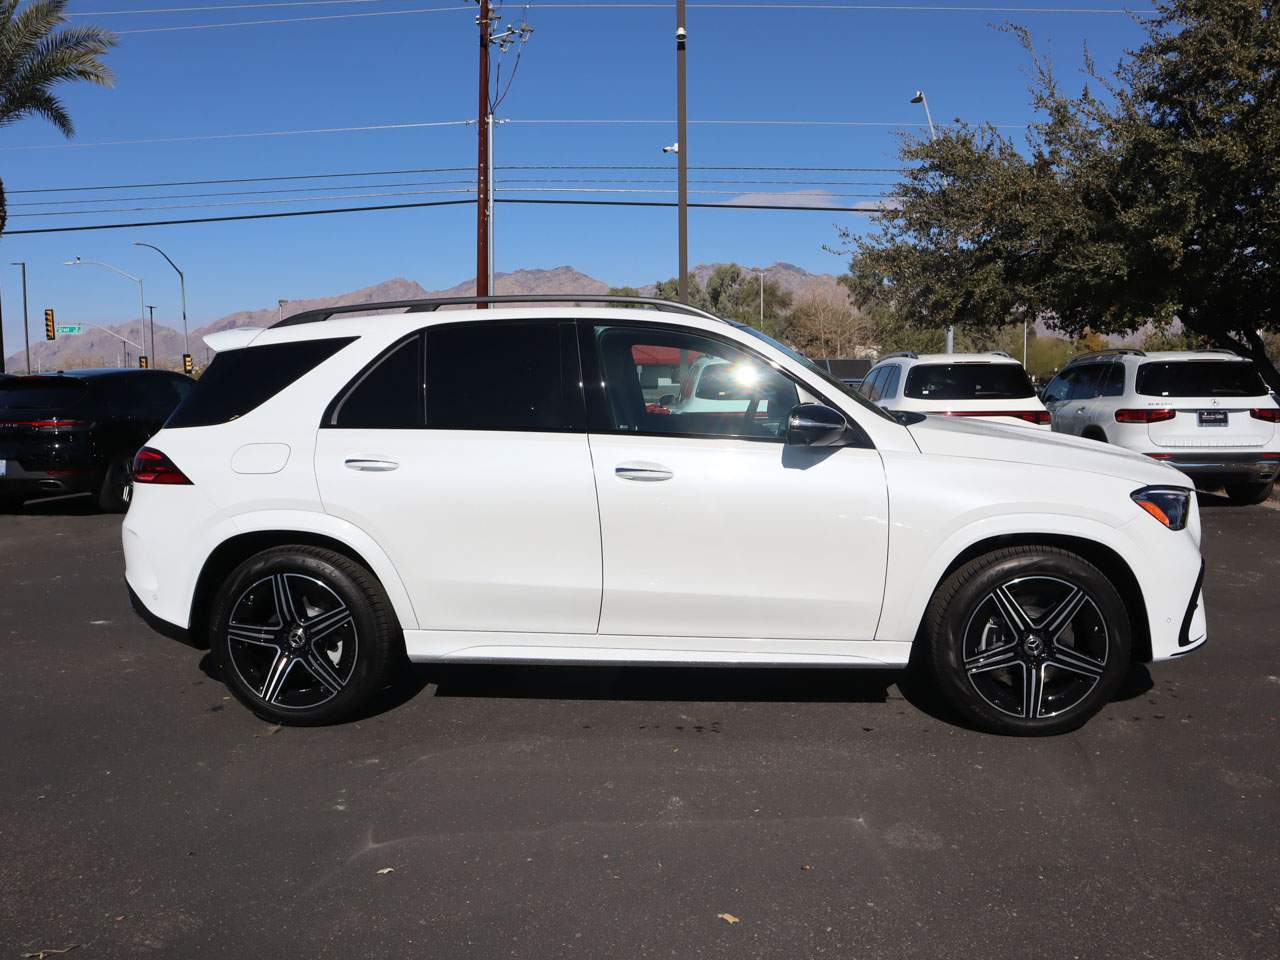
[
  {"left": 1135, "top": 360, "right": 1268, "bottom": 398},
  {"left": 0, "top": 377, "right": 88, "bottom": 413},
  {"left": 734, "top": 324, "right": 895, "bottom": 421},
  {"left": 904, "top": 363, "right": 1036, "bottom": 400}
]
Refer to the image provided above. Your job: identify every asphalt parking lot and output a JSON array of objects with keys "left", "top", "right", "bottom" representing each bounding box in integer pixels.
[{"left": 2, "top": 497, "right": 1278, "bottom": 959}]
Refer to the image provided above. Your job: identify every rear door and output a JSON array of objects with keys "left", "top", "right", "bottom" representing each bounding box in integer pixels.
[
  {"left": 314, "top": 320, "right": 603, "bottom": 634},
  {"left": 1138, "top": 359, "right": 1276, "bottom": 450}
]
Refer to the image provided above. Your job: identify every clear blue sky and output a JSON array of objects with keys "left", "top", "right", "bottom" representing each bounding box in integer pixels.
[{"left": 0, "top": 1, "right": 1150, "bottom": 341}]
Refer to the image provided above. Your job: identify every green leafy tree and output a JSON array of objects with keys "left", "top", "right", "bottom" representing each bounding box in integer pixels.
[
  {"left": 841, "top": 0, "right": 1280, "bottom": 391},
  {"left": 0, "top": 0, "right": 116, "bottom": 235}
]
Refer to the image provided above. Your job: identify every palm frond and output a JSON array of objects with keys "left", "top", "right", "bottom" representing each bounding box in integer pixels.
[{"left": 0, "top": 84, "right": 72, "bottom": 136}]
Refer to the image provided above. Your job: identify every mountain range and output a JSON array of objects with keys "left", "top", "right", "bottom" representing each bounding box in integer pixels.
[{"left": 3, "top": 262, "right": 846, "bottom": 373}]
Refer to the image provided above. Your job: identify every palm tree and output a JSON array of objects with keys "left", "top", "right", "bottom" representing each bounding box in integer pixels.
[{"left": 0, "top": 0, "right": 116, "bottom": 234}]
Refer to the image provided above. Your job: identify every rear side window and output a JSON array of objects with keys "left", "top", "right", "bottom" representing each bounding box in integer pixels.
[
  {"left": 880, "top": 365, "right": 901, "bottom": 399},
  {"left": 0, "top": 378, "right": 88, "bottom": 413},
  {"left": 167, "top": 337, "right": 354, "bottom": 428},
  {"left": 904, "top": 363, "right": 1035, "bottom": 400},
  {"left": 425, "top": 321, "right": 582, "bottom": 432},
  {"left": 328, "top": 334, "right": 423, "bottom": 428},
  {"left": 1136, "top": 360, "right": 1268, "bottom": 398}
]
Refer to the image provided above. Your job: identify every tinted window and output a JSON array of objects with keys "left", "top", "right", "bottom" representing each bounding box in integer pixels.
[
  {"left": 594, "top": 325, "right": 801, "bottom": 440},
  {"left": 0, "top": 377, "right": 88, "bottom": 413},
  {"left": 904, "top": 363, "right": 1036, "bottom": 400},
  {"left": 1135, "top": 360, "right": 1268, "bottom": 398},
  {"left": 425, "top": 321, "right": 581, "bottom": 431},
  {"left": 329, "top": 334, "right": 424, "bottom": 428},
  {"left": 1070, "top": 364, "right": 1105, "bottom": 401},
  {"left": 168, "top": 337, "right": 354, "bottom": 428},
  {"left": 1041, "top": 371, "right": 1073, "bottom": 404},
  {"left": 1098, "top": 363, "right": 1125, "bottom": 398},
  {"left": 862, "top": 367, "right": 886, "bottom": 401},
  {"left": 881, "top": 365, "right": 901, "bottom": 399}
]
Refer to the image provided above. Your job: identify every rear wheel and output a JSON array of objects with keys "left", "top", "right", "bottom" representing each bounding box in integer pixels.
[
  {"left": 924, "top": 546, "right": 1131, "bottom": 736},
  {"left": 209, "top": 546, "right": 401, "bottom": 725},
  {"left": 1224, "top": 479, "right": 1273, "bottom": 506},
  {"left": 97, "top": 453, "right": 133, "bottom": 512}
]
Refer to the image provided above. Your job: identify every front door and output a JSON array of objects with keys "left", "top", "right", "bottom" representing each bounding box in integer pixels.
[
  {"left": 583, "top": 322, "right": 889, "bottom": 642},
  {"left": 314, "top": 320, "right": 602, "bottom": 634}
]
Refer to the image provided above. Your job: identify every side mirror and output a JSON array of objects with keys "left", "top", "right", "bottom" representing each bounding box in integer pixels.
[{"left": 786, "top": 403, "right": 849, "bottom": 447}]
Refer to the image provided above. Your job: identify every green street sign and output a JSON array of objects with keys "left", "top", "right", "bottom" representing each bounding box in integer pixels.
[{"left": 55, "top": 324, "right": 83, "bottom": 335}]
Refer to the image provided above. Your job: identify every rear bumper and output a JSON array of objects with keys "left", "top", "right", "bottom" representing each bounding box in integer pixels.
[
  {"left": 1145, "top": 452, "right": 1279, "bottom": 484},
  {"left": 127, "top": 583, "right": 199, "bottom": 648},
  {"left": 0, "top": 466, "right": 98, "bottom": 502}
]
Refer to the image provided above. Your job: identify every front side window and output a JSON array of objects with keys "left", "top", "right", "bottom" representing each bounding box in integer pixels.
[
  {"left": 594, "top": 325, "right": 804, "bottom": 440},
  {"left": 1135, "top": 360, "right": 1268, "bottom": 398},
  {"left": 425, "top": 320, "right": 582, "bottom": 431},
  {"left": 904, "top": 363, "right": 1036, "bottom": 401}
]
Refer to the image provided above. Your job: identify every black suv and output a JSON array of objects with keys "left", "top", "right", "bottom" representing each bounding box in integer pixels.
[{"left": 0, "top": 369, "right": 194, "bottom": 512}]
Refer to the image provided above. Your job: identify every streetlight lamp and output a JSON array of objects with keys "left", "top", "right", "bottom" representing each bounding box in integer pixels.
[
  {"left": 133, "top": 242, "right": 188, "bottom": 360},
  {"left": 65, "top": 257, "right": 145, "bottom": 367},
  {"left": 9, "top": 262, "right": 30, "bottom": 373},
  {"left": 910, "top": 89, "right": 951, "bottom": 353}
]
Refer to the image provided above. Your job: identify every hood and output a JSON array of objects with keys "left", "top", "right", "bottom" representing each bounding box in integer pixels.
[{"left": 905, "top": 414, "right": 1189, "bottom": 487}]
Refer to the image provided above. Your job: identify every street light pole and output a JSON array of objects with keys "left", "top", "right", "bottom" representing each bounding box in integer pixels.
[
  {"left": 66, "top": 257, "right": 145, "bottom": 367},
  {"left": 10, "top": 262, "right": 30, "bottom": 373},
  {"left": 476, "top": 0, "right": 492, "bottom": 303},
  {"left": 911, "top": 89, "right": 951, "bottom": 354},
  {"left": 146, "top": 305, "right": 156, "bottom": 365},
  {"left": 133, "top": 242, "right": 189, "bottom": 359},
  {"left": 676, "top": 0, "right": 689, "bottom": 304}
]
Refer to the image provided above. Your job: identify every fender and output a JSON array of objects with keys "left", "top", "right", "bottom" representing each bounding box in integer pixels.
[
  {"left": 878, "top": 511, "right": 1151, "bottom": 648},
  {"left": 191, "top": 509, "right": 420, "bottom": 631}
]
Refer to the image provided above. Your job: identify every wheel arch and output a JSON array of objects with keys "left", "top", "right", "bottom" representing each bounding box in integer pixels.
[
  {"left": 189, "top": 528, "right": 415, "bottom": 649},
  {"left": 1081, "top": 425, "right": 1108, "bottom": 443},
  {"left": 910, "top": 532, "right": 1152, "bottom": 665}
]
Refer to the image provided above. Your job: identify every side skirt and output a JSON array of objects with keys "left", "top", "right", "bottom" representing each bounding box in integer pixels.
[{"left": 402, "top": 631, "right": 912, "bottom": 668}]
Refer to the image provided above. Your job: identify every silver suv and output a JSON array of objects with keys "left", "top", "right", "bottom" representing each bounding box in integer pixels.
[{"left": 1042, "top": 349, "right": 1280, "bottom": 504}]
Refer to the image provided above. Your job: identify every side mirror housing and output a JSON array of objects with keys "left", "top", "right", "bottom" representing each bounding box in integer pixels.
[{"left": 786, "top": 403, "right": 849, "bottom": 447}]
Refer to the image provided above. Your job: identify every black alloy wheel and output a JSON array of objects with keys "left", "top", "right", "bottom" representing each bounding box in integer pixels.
[
  {"left": 210, "top": 546, "right": 401, "bottom": 725},
  {"left": 924, "top": 546, "right": 1131, "bottom": 735}
]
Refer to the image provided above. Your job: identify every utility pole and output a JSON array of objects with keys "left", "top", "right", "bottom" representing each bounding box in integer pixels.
[
  {"left": 11, "top": 262, "right": 30, "bottom": 374},
  {"left": 476, "top": 0, "right": 492, "bottom": 303},
  {"left": 0, "top": 280, "right": 6, "bottom": 375},
  {"left": 676, "top": 0, "right": 689, "bottom": 304},
  {"left": 146, "top": 305, "right": 156, "bottom": 366}
]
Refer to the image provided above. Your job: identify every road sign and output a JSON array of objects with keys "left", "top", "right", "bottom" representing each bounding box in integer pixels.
[{"left": 55, "top": 324, "right": 83, "bottom": 335}]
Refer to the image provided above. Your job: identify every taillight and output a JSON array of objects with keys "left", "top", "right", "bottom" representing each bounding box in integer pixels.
[
  {"left": 940, "top": 410, "right": 1052, "bottom": 424},
  {"left": 1250, "top": 407, "right": 1280, "bottom": 422},
  {"left": 1116, "top": 408, "right": 1176, "bottom": 423},
  {"left": 131, "top": 447, "right": 192, "bottom": 485},
  {"left": 0, "top": 418, "right": 92, "bottom": 432}
]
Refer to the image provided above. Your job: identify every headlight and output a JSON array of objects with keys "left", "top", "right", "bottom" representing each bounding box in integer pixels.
[{"left": 1131, "top": 485, "right": 1192, "bottom": 530}]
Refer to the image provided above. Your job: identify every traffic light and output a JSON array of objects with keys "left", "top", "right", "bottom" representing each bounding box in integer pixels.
[
  {"left": 44, "top": 309, "right": 55, "bottom": 341},
  {"left": 139, "top": 355, "right": 149, "bottom": 369},
  {"left": 182, "top": 353, "right": 194, "bottom": 375}
]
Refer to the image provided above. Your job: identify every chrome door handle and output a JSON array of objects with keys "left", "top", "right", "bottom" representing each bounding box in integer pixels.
[
  {"left": 1076, "top": 406, "right": 1086, "bottom": 412},
  {"left": 344, "top": 458, "right": 399, "bottom": 472},
  {"left": 615, "top": 462, "right": 673, "bottom": 482}
]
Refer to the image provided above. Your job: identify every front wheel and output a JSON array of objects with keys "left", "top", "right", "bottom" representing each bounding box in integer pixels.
[
  {"left": 209, "top": 546, "right": 401, "bottom": 725},
  {"left": 923, "top": 546, "right": 1131, "bottom": 736},
  {"left": 1224, "top": 479, "right": 1273, "bottom": 506}
]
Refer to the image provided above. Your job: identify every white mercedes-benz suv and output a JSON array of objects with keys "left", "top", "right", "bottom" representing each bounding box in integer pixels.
[
  {"left": 860, "top": 352, "right": 1051, "bottom": 429},
  {"left": 123, "top": 297, "right": 1207, "bottom": 735},
  {"left": 1042, "top": 349, "right": 1280, "bottom": 504}
]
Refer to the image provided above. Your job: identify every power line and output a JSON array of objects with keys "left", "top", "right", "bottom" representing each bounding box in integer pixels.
[
  {"left": 0, "top": 120, "right": 470, "bottom": 151},
  {"left": 7, "top": 163, "right": 906, "bottom": 194},
  {"left": 70, "top": 1, "right": 401, "bottom": 15},
  {"left": 4, "top": 195, "right": 882, "bottom": 236},
  {"left": 112, "top": 5, "right": 469, "bottom": 34}
]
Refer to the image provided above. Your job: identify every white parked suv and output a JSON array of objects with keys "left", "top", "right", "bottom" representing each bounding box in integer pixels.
[
  {"left": 860, "top": 352, "right": 1050, "bottom": 428},
  {"left": 124, "top": 296, "right": 1207, "bottom": 735},
  {"left": 1042, "top": 349, "right": 1280, "bottom": 505}
]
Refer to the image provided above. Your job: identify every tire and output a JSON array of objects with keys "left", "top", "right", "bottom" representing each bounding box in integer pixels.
[
  {"left": 922, "top": 546, "right": 1131, "bottom": 736},
  {"left": 209, "top": 546, "right": 402, "bottom": 725},
  {"left": 1224, "top": 479, "right": 1273, "bottom": 506},
  {"left": 97, "top": 453, "right": 133, "bottom": 513}
]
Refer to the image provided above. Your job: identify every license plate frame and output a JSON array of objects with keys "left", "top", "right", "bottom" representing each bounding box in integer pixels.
[{"left": 1197, "top": 410, "right": 1228, "bottom": 427}]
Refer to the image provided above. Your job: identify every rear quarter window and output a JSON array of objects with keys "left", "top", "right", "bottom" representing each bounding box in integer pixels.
[{"left": 167, "top": 337, "right": 355, "bottom": 428}]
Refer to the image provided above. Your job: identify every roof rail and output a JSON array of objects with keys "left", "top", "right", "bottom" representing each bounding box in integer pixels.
[
  {"left": 1066, "top": 348, "right": 1146, "bottom": 364},
  {"left": 272, "top": 294, "right": 723, "bottom": 329},
  {"left": 878, "top": 351, "right": 918, "bottom": 361},
  {"left": 1192, "top": 348, "right": 1239, "bottom": 357},
  {"left": 988, "top": 350, "right": 1015, "bottom": 359}
]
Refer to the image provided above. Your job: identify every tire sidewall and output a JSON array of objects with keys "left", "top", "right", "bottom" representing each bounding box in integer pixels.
[
  {"left": 210, "top": 550, "right": 389, "bottom": 725},
  {"left": 97, "top": 454, "right": 132, "bottom": 513},
  {"left": 930, "top": 550, "right": 1131, "bottom": 736}
]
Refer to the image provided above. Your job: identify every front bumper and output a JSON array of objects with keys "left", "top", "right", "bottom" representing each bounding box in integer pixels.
[{"left": 1146, "top": 452, "right": 1279, "bottom": 484}]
